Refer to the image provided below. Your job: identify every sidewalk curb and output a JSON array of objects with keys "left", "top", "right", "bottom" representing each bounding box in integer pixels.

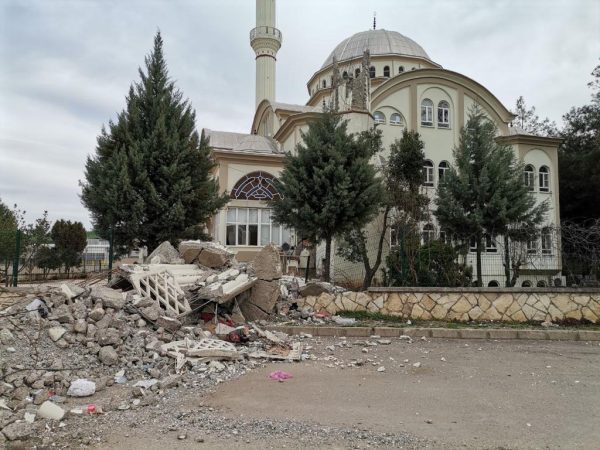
[{"left": 265, "top": 325, "right": 600, "bottom": 341}]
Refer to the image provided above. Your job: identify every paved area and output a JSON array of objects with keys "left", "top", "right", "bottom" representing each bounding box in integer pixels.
[{"left": 205, "top": 338, "right": 600, "bottom": 449}]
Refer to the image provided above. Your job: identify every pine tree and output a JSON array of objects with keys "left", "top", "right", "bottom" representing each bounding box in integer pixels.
[
  {"left": 81, "top": 32, "right": 228, "bottom": 251},
  {"left": 51, "top": 220, "right": 87, "bottom": 274},
  {"left": 436, "top": 106, "right": 547, "bottom": 286},
  {"left": 271, "top": 111, "right": 383, "bottom": 281},
  {"left": 511, "top": 96, "right": 558, "bottom": 137}
]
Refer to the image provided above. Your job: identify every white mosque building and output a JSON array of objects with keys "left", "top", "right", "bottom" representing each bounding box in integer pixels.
[{"left": 205, "top": 0, "right": 562, "bottom": 287}]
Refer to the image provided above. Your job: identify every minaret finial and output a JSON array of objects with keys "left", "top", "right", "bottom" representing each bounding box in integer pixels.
[{"left": 373, "top": 11, "right": 376, "bottom": 30}]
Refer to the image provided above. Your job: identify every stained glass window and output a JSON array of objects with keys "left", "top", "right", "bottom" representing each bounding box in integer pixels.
[{"left": 230, "top": 171, "right": 282, "bottom": 200}]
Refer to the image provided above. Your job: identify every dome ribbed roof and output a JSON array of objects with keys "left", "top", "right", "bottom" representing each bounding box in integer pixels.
[{"left": 321, "top": 29, "right": 430, "bottom": 69}]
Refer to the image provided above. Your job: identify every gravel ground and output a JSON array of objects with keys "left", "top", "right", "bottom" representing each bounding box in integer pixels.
[{"left": 10, "top": 334, "right": 596, "bottom": 449}]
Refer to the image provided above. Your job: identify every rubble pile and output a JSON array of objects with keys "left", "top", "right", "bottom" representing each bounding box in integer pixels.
[{"left": 0, "top": 240, "right": 309, "bottom": 444}]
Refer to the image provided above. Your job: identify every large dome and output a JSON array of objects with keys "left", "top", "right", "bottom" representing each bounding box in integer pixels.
[{"left": 321, "top": 29, "right": 430, "bottom": 69}]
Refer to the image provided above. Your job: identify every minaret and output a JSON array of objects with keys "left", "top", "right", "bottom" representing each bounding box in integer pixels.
[{"left": 250, "top": 0, "right": 282, "bottom": 108}]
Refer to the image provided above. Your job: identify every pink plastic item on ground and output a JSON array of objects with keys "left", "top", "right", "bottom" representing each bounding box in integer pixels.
[{"left": 269, "top": 370, "right": 293, "bottom": 381}]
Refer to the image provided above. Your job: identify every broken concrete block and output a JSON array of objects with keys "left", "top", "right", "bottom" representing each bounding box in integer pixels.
[
  {"left": 67, "top": 379, "right": 96, "bottom": 397},
  {"left": 218, "top": 268, "right": 240, "bottom": 281},
  {"left": 37, "top": 400, "right": 66, "bottom": 420},
  {"left": 50, "top": 304, "right": 73, "bottom": 323},
  {"left": 156, "top": 316, "right": 181, "bottom": 332},
  {"left": 1, "top": 421, "right": 32, "bottom": 441},
  {"left": 91, "top": 286, "right": 126, "bottom": 310},
  {"left": 73, "top": 319, "right": 87, "bottom": 334},
  {"left": 48, "top": 326, "right": 66, "bottom": 342},
  {"left": 239, "top": 301, "right": 270, "bottom": 321},
  {"left": 96, "top": 328, "right": 122, "bottom": 346},
  {"left": 251, "top": 244, "right": 282, "bottom": 281},
  {"left": 88, "top": 305, "right": 105, "bottom": 321},
  {"left": 178, "top": 241, "right": 203, "bottom": 264},
  {"left": 249, "top": 280, "right": 280, "bottom": 313},
  {"left": 99, "top": 346, "right": 119, "bottom": 365},
  {"left": 158, "top": 374, "right": 181, "bottom": 389},
  {"left": 147, "top": 241, "right": 185, "bottom": 264},
  {"left": 221, "top": 274, "right": 250, "bottom": 295}
]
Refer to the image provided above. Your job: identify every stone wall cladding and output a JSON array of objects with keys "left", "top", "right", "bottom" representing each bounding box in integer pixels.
[{"left": 297, "top": 288, "right": 600, "bottom": 323}]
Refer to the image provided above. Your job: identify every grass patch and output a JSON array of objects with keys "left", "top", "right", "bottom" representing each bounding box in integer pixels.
[{"left": 335, "top": 310, "right": 600, "bottom": 331}]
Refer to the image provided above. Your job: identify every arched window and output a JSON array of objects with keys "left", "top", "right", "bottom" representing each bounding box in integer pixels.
[
  {"left": 539, "top": 166, "right": 550, "bottom": 192},
  {"left": 521, "top": 280, "right": 532, "bottom": 287},
  {"left": 369, "top": 66, "right": 376, "bottom": 78},
  {"left": 423, "top": 160, "right": 434, "bottom": 186},
  {"left": 485, "top": 234, "right": 497, "bottom": 253},
  {"left": 524, "top": 164, "right": 535, "bottom": 191},
  {"left": 342, "top": 71, "right": 348, "bottom": 80},
  {"left": 438, "top": 101, "right": 450, "bottom": 128},
  {"left": 398, "top": 66, "right": 405, "bottom": 74},
  {"left": 373, "top": 111, "right": 386, "bottom": 124},
  {"left": 421, "top": 99, "right": 433, "bottom": 126},
  {"left": 230, "top": 171, "right": 282, "bottom": 201},
  {"left": 383, "top": 66, "right": 390, "bottom": 77},
  {"left": 438, "top": 161, "right": 449, "bottom": 182},
  {"left": 322, "top": 79, "right": 327, "bottom": 88},
  {"left": 422, "top": 224, "right": 435, "bottom": 244},
  {"left": 488, "top": 280, "right": 499, "bottom": 287},
  {"left": 537, "top": 280, "right": 547, "bottom": 287},
  {"left": 355, "top": 68, "right": 361, "bottom": 78},
  {"left": 390, "top": 113, "right": 403, "bottom": 126}
]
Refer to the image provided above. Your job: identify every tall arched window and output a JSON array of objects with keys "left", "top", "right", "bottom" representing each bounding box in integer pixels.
[
  {"left": 524, "top": 164, "right": 535, "bottom": 191},
  {"left": 383, "top": 66, "right": 390, "bottom": 77},
  {"left": 438, "top": 161, "right": 449, "bottom": 182},
  {"left": 422, "top": 224, "right": 435, "bottom": 244},
  {"left": 373, "top": 111, "right": 386, "bottom": 124},
  {"left": 322, "top": 79, "right": 327, "bottom": 88},
  {"left": 423, "top": 160, "right": 434, "bottom": 186},
  {"left": 398, "top": 66, "right": 405, "bottom": 73},
  {"left": 342, "top": 71, "right": 348, "bottom": 80},
  {"left": 355, "top": 68, "right": 361, "bottom": 78},
  {"left": 230, "top": 171, "right": 282, "bottom": 200},
  {"left": 539, "top": 166, "right": 550, "bottom": 192},
  {"left": 421, "top": 99, "right": 433, "bottom": 126},
  {"left": 438, "top": 101, "right": 450, "bottom": 128},
  {"left": 390, "top": 113, "right": 403, "bottom": 126},
  {"left": 369, "top": 66, "right": 376, "bottom": 78}
]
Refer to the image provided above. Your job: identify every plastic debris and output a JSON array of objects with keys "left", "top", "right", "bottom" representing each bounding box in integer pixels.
[{"left": 269, "top": 370, "right": 293, "bottom": 381}]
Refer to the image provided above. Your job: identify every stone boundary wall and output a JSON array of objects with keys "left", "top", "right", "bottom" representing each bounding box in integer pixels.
[{"left": 296, "top": 288, "right": 600, "bottom": 323}]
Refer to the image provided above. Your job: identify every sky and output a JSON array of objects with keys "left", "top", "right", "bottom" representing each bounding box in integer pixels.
[{"left": 1, "top": 0, "right": 599, "bottom": 229}]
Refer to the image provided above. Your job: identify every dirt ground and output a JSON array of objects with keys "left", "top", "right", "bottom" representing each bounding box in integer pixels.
[{"left": 85, "top": 337, "right": 600, "bottom": 450}]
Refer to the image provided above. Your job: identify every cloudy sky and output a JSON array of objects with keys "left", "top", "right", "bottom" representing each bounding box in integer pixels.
[{"left": 1, "top": 0, "right": 598, "bottom": 229}]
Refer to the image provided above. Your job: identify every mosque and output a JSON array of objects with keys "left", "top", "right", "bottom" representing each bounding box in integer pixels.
[{"left": 204, "top": 0, "right": 562, "bottom": 287}]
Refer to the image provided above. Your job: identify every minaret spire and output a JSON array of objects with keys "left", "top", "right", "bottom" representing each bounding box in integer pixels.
[
  {"left": 250, "top": 0, "right": 282, "bottom": 108},
  {"left": 373, "top": 11, "right": 376, "bottom": 30}
]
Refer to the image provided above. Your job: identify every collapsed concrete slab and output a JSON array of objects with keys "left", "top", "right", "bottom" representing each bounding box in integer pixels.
[
  {"left": 249, "top": 279, "right": 280, "bottom": 313},
  {"left": 147, "top": 241, "right": 185, "bottom": 264},
  {"left": 178, "top": 240, "right": 234, "bottom": 269},
  {"left": 250, "top": 244, "right": 282, "bottom": 281}
]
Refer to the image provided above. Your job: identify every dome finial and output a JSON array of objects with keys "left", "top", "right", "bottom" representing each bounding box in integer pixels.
[{"left": 373, "top": 11, "right": 376, "bottom": 30}]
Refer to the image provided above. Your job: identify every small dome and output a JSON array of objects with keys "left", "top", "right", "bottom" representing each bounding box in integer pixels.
[
  {"left": 232, "top": 135, "right": 279, "bottom": 154},
  {"left": 321, "top": 29, "right": 430, "bottom": 69}
]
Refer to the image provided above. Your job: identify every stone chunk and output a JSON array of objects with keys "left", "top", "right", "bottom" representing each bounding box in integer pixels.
[
  {"left": 159, "top": 374, "right": 181, "bottom": 390},
  {"left": 37, "top": 401, "right": 66, "bottom": 420},
  {"left": 50, "top": 304, "right": 73, "bottom": 323},
  {"left": 96, "top": 328, "right": 122, "bottom": 346},
  {"left": 156, "top": 316, "right": 182, "bottom": 332},
  {"left": 249, "top": 280, "right": 280, "bottom": 313},
  {"left": 67, "top": 379, "right": 96, "bottom": 397},
  {"left": 99, "top": 346, "right": 119, "bottom": 365},
  {"left": 48, "top": 326, "right": 67, "bottom": 342},
  {"left": 298, "top": 282, "right": 333, "bottom": 297},
  {"left": 251, "top": 244, "right": 282, "bottom": 281},
  {"left": 92, "top": 286, "right": 126, "bottom": 310},
  {"left": 2, "top": 421, "right": 32, "bottom": 441},
  {"left": 147, "top": 241, "right": 185, "bottom": 264},
  {"left": 198, "top": 247, "right": 231, "bottom": 269},
  {"left": 177, "top": 241, "right": 203, "bottom": 264}
]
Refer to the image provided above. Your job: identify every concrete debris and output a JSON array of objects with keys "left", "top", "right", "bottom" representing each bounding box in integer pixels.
[
  {"left": 37, "top": 401, "right": 66, "bottom": 420},
  {"left": 146, "top": 241, "right": 185, "bottom": 264},
  {"left": 67, "top": 379, "right": 96, "bottom": 397},
  {"left": 250, "top": 244, "right": 282, "bottom": 281}
]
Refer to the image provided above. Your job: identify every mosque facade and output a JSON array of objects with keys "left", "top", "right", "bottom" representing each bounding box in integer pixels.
[{"left": 204, "top": 0, "right": 562, "bottom": 287}]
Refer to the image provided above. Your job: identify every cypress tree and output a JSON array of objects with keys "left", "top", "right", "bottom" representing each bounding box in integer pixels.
[
  {"left": 271, "top": 111, "right": 383, "bottom": 281},
  {"left": 81, "top": 32, "right": 227, "bottom": 250}
]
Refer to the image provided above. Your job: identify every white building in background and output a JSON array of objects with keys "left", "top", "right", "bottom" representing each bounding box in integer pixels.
[{"left": 205, "top": 0, "right": 562, "bottom": 287}]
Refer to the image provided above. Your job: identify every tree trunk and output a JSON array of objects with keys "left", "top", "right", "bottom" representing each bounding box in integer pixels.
[
  {"left": 476, "top": 236, "right": 483, "bottom": 287},
  {"left": 362, "top": 206, "right": 392, "bottom": 290},
  {"left": 323, "top": 236, "right": 332, "bottom": 282},
  {"left": 503, "top": 234, "right": 511, "bottom": 287}
]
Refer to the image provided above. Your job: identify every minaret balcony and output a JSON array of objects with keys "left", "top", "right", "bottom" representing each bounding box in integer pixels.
[{"left": 250, "top": 26, "right": 282, "bottom": 45}]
